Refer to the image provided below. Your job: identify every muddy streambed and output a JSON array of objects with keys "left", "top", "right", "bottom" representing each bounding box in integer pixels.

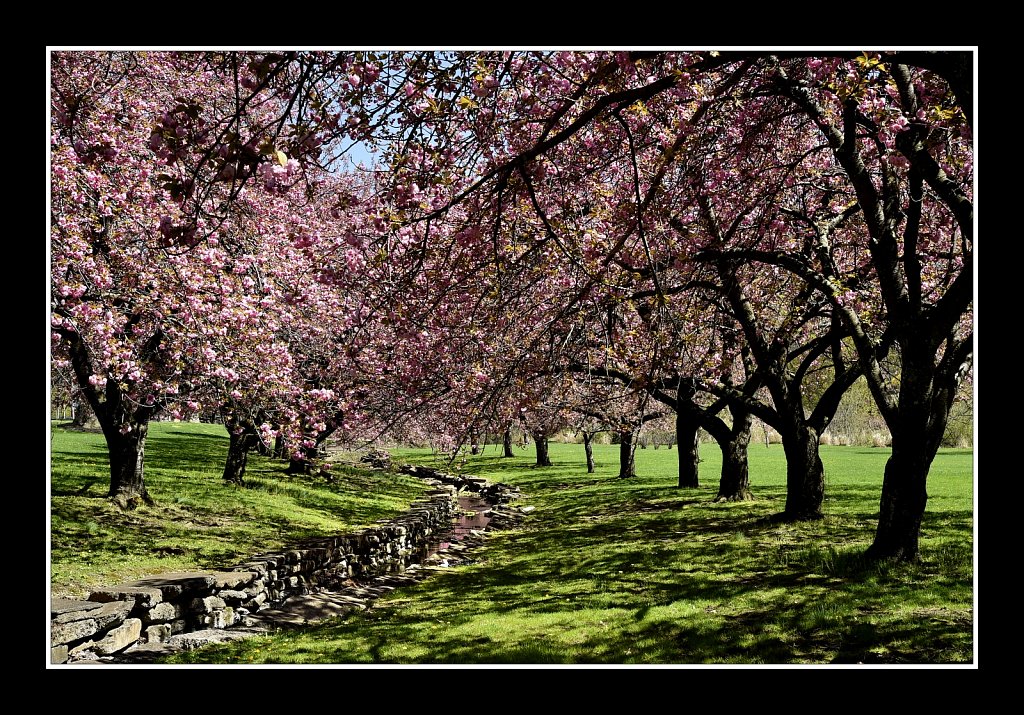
[{"left": 421, "top": 493, "right": 492, "bottom": 561}]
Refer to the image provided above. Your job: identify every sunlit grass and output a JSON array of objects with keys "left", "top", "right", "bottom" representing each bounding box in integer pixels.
[{"left": 164, "top": 439, "right": 973, "bottom": 665}]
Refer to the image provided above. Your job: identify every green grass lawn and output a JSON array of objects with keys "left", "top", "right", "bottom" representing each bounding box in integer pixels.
[{"left": 146, "top": 436, "right": 974, "bottom": 665}]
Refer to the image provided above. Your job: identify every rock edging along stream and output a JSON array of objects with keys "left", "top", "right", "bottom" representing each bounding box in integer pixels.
[{"left": 50, "top": 465, "right": 532, "bottom": 665}]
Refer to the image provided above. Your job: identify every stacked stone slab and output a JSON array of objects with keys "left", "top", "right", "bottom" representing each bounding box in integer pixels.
[{"left": 399, "top": 464, "right": 523, "bottom": 505}]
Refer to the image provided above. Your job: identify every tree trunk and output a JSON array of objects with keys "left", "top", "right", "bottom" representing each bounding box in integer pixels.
[
  {"left": 72, "top": 396, "right": 100, "bottom": 429},
  {"left": 866, "top": 442, "right": 932, "bottom": 561},
  {"left": 286, "top": 444, "right": 319, "bottom": 475},
  {"left": 583, "top": 432, "right": 595, "bottom": 473},
  {"left": 780, "top": 422, "right": 825, "bottom": 520},
  {"left": 223, "top": 427, "right": 256, "bottom": 484},
  {"left": 255, "top": 434, "right": 272, "bottom": 457},
  {"left": 273, "top": 433, "right": 286, "bottom": 459},
  {"left": 866, "top": 351, "right": 953, "bottom": 562},
  {"left": 103, "top": 421, "right": 153, "bottom": 508},
  {"left": 223, "top": 426, "right": 254, "bottom": 481},
  {"left": 63, "top": 332, "right": 156, "bottom": 505},
  {"left": 470, "top": 430, "right": 481, "bottom": 455},
  {"left": 715, "top": 408, "right": 753, "bottom": 501},
  {"left": 533, "top": 432, "right": 552, "bottom": 467},
  {"left": 222, "top": 412, "right": 259, "bottom": 484},
  {"left": 502, "top": 426, "right": 515, "bottom": 457},
  {"left": 676, "top": 411, "right": 700, "bottom": 488},
  {"left": 284, "top": 423, "right": 337, "bottom": 474},
  {"left": 286, "top": 455, "right": 311, "bottom": 475},
  {"left": 618, "top": 428, "right": 636, "bottom": 478}
]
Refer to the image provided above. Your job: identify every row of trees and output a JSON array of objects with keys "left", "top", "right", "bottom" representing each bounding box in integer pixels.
[{"left": 50, "top": 50, "right": 973, "bottom": 561}]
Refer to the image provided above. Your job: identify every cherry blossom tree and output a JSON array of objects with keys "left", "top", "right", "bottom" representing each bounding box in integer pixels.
[
  {"left": 50, "top": 51, "right": 257, "bottom": 504},
  {"left": 365, "top": 49, "right": 970, "bottom": 555},
  {"left": 51, "top": 49, "right": 972, "bottom": 562},
  {"left": 404, "top": 50, "right": 970, "bottom": 556},
  {"left": 50, "top": 51, "right": 357, "bottom": 503},
  {"left": 722, "top": 53, "right": 973, "bottom": 558}
]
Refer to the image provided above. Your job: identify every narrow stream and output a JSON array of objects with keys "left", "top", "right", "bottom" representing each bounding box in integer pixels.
[{"left": 421, "top": 494, "right": 493, "bottom": 561}]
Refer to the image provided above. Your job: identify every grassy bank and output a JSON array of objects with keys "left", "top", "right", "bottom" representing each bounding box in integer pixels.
[
  {"left": 49, "top": 421, "right": 430, "bottom": 599},
  {"left": 157, "top": 437, "right": 974, "bottom": 665}
]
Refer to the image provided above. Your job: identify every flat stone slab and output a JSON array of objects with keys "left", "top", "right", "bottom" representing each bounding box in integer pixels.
[
  {"left": 67, "top": 658, "right": 116, "bottom": 665},
  {"left": 52, "top": 619, "right": 98, "bottom": 646},
  {"left": 51, "top": 598, "right": 105, "bottom": 620},
  {"left": 166, "top": 628, "right": 254, "bottom": 650},
  {"left": 88, "top": 573, "right": 222, "bottom": 611},
  {"left": 249, "top": 593, "right": 367, "bottom": 628},
  {"left": 117, "top": 641, "right": 183, "bottom": 663},
  {"left": 212, "top": 571, "right": 256, "bottom": 589},
  {"left": 123, "top": 572, "right": 218, "bottom": 596},
  {"left": 94, "top": 618, "right": 142, "bottom": 655}
]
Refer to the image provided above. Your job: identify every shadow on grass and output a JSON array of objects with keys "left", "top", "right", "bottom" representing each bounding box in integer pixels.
[
  {"left": 51, "top": 455, "right": 112, "bottom": 497},
  {"left": 162, "top": 430, "right": 228, "bottom": 440},
  {"left": 145, "top": 432, "right": 230, "bottom": 474},
  {"left": 172, "top": 488, "right": 973, "bottom": 664},
  {"left": 194, "top": 556, "right": 971, "bottom": 664}
]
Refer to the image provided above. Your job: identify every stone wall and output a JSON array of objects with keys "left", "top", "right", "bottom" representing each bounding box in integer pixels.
[
  {"left": 52, "top": 467, "right": 533, "bottom": 665},
  {"left": 51, "top": 483, "right": 462, "bottom": 664}
]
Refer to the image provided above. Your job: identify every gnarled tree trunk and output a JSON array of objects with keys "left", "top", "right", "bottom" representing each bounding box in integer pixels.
[
  {"left": 102, "top": 420, "right": 153, "bottom": 508},
  {"left": 223, "top": 425, "right": 257, "bottom": 484},
  {"left": 66, "top": 333, "right": 157, "bottom": 507},
  {"left": 618, "top": 428, "right": 636, "bottom": 478},
  {"left": 502, "top": 426, "right": 515, "bottom": 457},
  {"left": 285, "top": 424, "right": 338, "bottom": 475},
  {"left": 675, "top": 411, "right": 700, "bottom": 488},
  {"left": 286, "top": 444, "right": 322, "bottom": 475},
  {"left": 582, "top": 432, "right": 595, "bottom": 473},
  {"left": 866, "top": 442, "right": 932, "bottom": 561},
  {"left": 779, "top": 421, "right": 825, "bottom": 520},
  {"left": 72, "top": 396, "right": 100, "bottom": 429},
  {"left": 61, "top": 330, "right": 157, "bottom": 507},
  {"left": 532, "top": 431, "right": 552, "bottom": 467},
  {"left": 866, "top": 348, "right": 960, "bottom": 561},
  {"left": 715, "top": 408, "right": 753, "bottom": 502}
]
